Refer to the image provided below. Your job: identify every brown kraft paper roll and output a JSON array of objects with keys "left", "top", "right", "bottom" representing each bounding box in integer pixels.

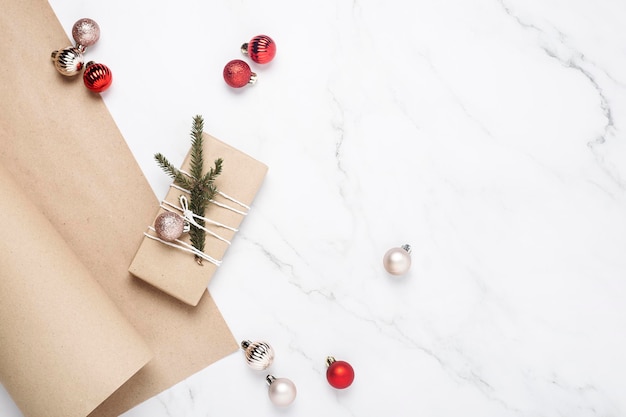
[
  {"left": 0, "top": 1, "right": 240, "bottom": 416},
  {"left": 0, "top": 165, "right": 153, "bottom": 417}
]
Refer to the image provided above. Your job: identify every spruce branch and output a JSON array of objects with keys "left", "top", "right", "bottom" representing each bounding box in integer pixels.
[
  {"left": 154, "top": 115, "right": 223, "bottom": 265},
  {"left": 188, "top": 158, "right": 223, "bottom": 256},
  {"left": 154, "top": 153, "right": 192, "bottom": 190},
  {"left": 202, "top": 158, "right": 223, "bottom": 185}
]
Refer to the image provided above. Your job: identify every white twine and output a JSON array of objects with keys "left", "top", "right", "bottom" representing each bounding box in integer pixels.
[
  {"left": 177, "top": 169, "right": 250, "bottom": 213},
  {"left": 144, "top": 227, "right": 222, "bottom": 266},
  {"left": 161, "top": 196, "right": 232, "bottom": 245},
  {"left": 146, "top": 169, "right": 250, "bottom": 263},
  {"left": 169, "top": 183, "right": 249, "bottom": 216}
]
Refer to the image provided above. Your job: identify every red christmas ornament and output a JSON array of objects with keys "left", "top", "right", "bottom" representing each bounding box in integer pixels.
[
  {"left": 241, "top": 35, "right": 276, "bottom": 64},
  {"left": 326, "top": 356, "right": 355, "bottom": 389},
  {"left": 83, "top": 61, "right": 112, "bottom": 93},
  {"left": 223, "top": 59, "right": 257, "bottom": 88}
]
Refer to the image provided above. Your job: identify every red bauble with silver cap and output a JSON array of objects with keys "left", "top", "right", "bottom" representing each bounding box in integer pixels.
[
  {"left": 241, "top": 35, "right": 276, "bottom": 64},
  {"left": 326, "top": 356, "right": 355, "bottom": 389},
  {"left": 83, "top": 61, "right": 112, "bottom": 93},
  {"left": 223, "top": 59, "right": 257, "bottom": 88}
]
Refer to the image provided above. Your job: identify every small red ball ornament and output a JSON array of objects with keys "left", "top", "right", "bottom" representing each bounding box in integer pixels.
[
  {"left": 223, "top": 59, "right": 257, "bottom": 88},
  {"left": 241, "top": 35, "right": 276, "bottom": 64},
  {"left": 83, "top": 61, "right": 112, "bottom": 93},
  {"left": 326, "top": 356, "right": 355, "bottom": 389}
]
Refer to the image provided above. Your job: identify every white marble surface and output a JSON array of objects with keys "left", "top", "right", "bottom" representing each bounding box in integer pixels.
[{"left": 3, "top": 0, "right": 626, "bottom": 416}]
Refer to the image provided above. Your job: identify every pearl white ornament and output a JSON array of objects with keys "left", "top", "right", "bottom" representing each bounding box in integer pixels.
[
  {"left": 241, "top": 340, "right": 275, "bottom": 370},
  {"left": 266, "top": 375, "right": 297, "bottom": 407},
  {"left": 383, "top": 244, "right": 412, "bottom": 275}
]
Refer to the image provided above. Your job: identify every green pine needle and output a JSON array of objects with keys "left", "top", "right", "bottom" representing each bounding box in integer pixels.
[
  {"left": 189, "top": 115, "right": 205, "bottom": 181},
  {"left": 154, "top": 153, "right": 192, "bottom": 190}
]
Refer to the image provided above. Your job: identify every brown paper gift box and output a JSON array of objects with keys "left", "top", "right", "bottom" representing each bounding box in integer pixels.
[
  {"left": 129, "top": 135, "right": 268, "bottom": 306},
  {"left": 0, "top": 1, "right": 241, "bottom": 416}
]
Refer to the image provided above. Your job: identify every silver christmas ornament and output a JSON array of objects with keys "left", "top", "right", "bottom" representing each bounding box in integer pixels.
[
  {"left": 383, "top": 244, "right": 412, "bottom": 275},
  {"left": 51, "top": 46, "right": 84, "bottom": 76},
  {"left": 72, "top": 18, "right": 100, "bottom": 50},
  {"left": 241, "top": 340, "right": 275, "bottom": 370},
  {"left": 266, "top": 375, "right": 297, "bottom": 407}
]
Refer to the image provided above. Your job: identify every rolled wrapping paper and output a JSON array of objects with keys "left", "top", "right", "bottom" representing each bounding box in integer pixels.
[
  {"left": 0, "top": 1, "right": 239, "bottom": 416},
  {"left": 0, "top": 167, "right": 153, "bottom": 417}
]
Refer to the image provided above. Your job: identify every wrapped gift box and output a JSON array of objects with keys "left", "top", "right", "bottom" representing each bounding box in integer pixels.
[{"left": 129, "top": 134, "right": 268, "bottom": 306}]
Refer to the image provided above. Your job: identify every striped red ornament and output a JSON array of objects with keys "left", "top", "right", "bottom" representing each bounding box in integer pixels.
[
  {"left": 241, "top": 34, "right": 276, "bottom": 64},
  {"left": 83, "top": 61, "right": 112, "bottom": 93}
]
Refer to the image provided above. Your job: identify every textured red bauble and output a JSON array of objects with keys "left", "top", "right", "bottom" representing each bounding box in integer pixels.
[
  {"left": 326, "top": 357, "right": 355, "bottom": 389},
  {"left": 223, "top": 59, "right": 257, "bottom": 88},
  {"left": 83, "top": 61, "right": 112, "bottom": 93},
  {"left": 242, "top": 35, "right": 276, "bottom": 64}
]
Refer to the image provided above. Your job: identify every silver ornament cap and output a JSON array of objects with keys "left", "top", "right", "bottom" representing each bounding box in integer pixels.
[
  {"left": 241, "top": 340, "right": 275, "bottom": 370},
  {"left": 51, "top": 46, "right": 84, "bottom": 76}
]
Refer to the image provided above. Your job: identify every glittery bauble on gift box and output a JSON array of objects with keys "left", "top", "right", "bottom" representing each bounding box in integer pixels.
[
  {"left": 154, "top": 212, "right": 185, "bottom": 242},
  {"left": 223, "top": 59, "right": 257, "bottom": 88},
  {"left": 72, "top": 18, "right": 100, "bottom": 50},
  {"left": 51, "top": 46, "right": 84, "bottom": 76},
  {"left": 241, "top": 35, "right": 276, "bottom": 64},
  {"left": 83, "top": 61, "right": 112, "bottom": 93}
]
